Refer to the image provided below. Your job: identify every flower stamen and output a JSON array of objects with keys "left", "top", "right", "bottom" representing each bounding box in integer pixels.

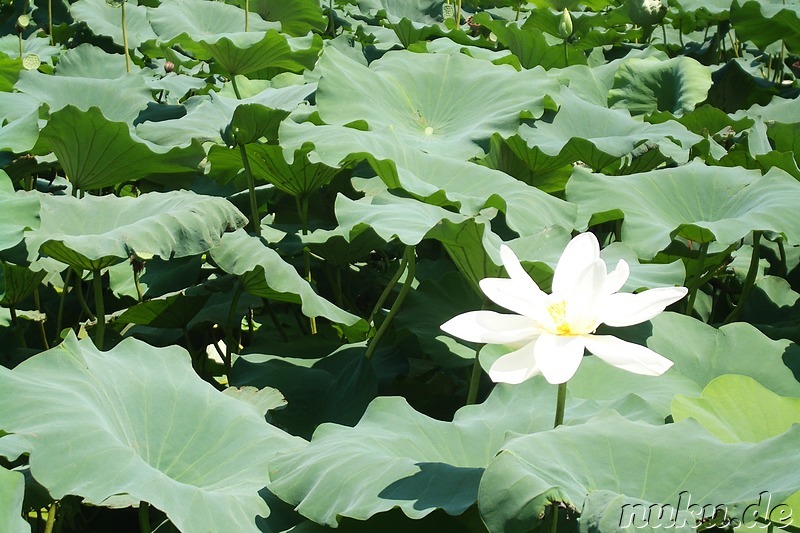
[{"left": 547, "top": 300, "right": 572, "bottom": 335}]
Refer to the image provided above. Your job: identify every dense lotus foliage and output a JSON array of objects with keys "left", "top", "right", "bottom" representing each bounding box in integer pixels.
[{"left": 0, "top": 0, "right": 799, "bottom": 531}]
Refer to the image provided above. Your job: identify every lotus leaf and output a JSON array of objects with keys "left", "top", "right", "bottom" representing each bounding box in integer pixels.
[
  {"left": 40, "top": 106, "right": 206, "bottom": 191},
  {"left": 568, "top": 162, "right": 800, "bottom": 258},
  {"left": 25, "top": 190, "right": 246, "bottom": 271},
  {"left": 209, "top": 229, "right": 359, "bottom": 325},
  {"left": 0, "top": 332, "right": 304, "bottom": 532},
  {"left": 0, "top": 173, "right": 39, "bottom": 253},
  {"left": 478, "top": 412, "right": 800, "bottom": 532},
  {"left": 267, "top": 378, "right": 653, "bottom": 527},
  {"left": 70, "top": 0, "right": 157, "bottom": 48},
  {"left": 518, "top": 89, "right": 700, "bottom": 170},
  {"left": 730, "top": 0, "right": 800, "bottom": 53},
  {"left": 672, "top": 374, "right": 800, "bottom": 443},
  {"left": 14, "top": 70, "right": 152, "bottom": 123},
  {"left": 244, "top": 0, "right": 328, "bottom": 36},
  {"left": 280, "top": 121, "right": 578, "bottom": 236},
  {"left": 0, "top": 467, "right": 28, "bottom": 533},
  {"left": 313, "top": 46, "right": 560, "bottom": 159},
  {"left": 136, "top": 84, "right": 314, "bottom": 146},
  {"left": 608, "top": 56, "right": 712, "bottom": 116},
  {"left": 0, "top": 92, "right": 40, "bottom": 153}
]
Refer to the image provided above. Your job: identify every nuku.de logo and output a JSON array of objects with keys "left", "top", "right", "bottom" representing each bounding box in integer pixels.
[{"left": 618, "top": 491, "right": 793, "bottom": 529}]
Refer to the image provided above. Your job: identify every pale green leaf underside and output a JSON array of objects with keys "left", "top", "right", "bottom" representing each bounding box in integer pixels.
[
  {"left": 478, "top": 412, "right": 800, "bottom": 533},
  {"left": 0, "top": 333, "right": 304, "bottom": 533},
  {"left": 567, "top": 162, "right": 800, "bottom": 258},
  {"left": 210, "top": 229, "right": 359, "bottom": 325},
  {"left": 26, "top": 190, "right": 246, "bottom": 271}
]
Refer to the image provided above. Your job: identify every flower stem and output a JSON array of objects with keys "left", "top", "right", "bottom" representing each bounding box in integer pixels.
[
  {"left": 44, "top": 502, "right": 56, "bottom": 533},
  {"left": 239, "top": 144, "right": 261, "bottom": 237},
  {"left": 684, "top": 241, "right": 710, "bottom": 317},
  {"left": 48, "top": 0, "right": 53, "bottom": 45},
  {"left": 553, "top": 381, "right": 567, "bottom": 428},
  {"left": 466, "top": 343, "right": 484, "bottom": 405},
  {"left": 244, "top": 0, "right": 249, "bottom": 31},
  {"left": 724, "top": 231, "right": 762, "bottom": 324},
  {"left": 365, "top": 246, "right": 415, "bottom": 360},
  {"left": 34, "top": 288, "right": 50, "bottom": 350},
  {"left": 55, "top": 268, "right": 73, "bottom": 339},
  {"left": 93, "top": 270, "right": 105, "bottom": 350},
  {"left": 121, "top": 0, "right": 131, "bottom": 74},
  {"left": 368, "top": 251, "right": 408, "bottom": 326},
  {"left": 296, "top": 195, "right": 316, "bottom": 334},
  {"left": 138, "top": 502, "right": 151, "bottom": 533},
  {"left": 231, "top": 74, "right": 243, "bottom": 99}
]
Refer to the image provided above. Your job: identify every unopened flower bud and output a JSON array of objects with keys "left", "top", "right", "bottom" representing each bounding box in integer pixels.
[
  {"left": 557, "top": 8, "right": 573, "bottom": 39},
  {"left": 164, "top": 61, "right": 175, "bottom": 74}
]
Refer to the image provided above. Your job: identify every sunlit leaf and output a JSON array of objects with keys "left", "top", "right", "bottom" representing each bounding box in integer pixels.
[
  {"left": 0, "top": 333, "right": 304, "bottom": 532},
  {"left": 25, "top": 191, "right": 246, "bottom": 271},
  {"left": 210, "top": 229, "right": 359, "bottom": 325},
  {"left": 672, "top": 374, "right": 800, "bottom": 443},
  {"left": 568, "top": 162, "right": 800, "bottom": 258},
  {"left": 0, "top": 467, "right": 28, "bottom": 533},
  {"left": 478, "top": 412, "right": 800, "bottom": 532},
  {"left": 40, "top": 106, "right": 206, "bottom": 191}
]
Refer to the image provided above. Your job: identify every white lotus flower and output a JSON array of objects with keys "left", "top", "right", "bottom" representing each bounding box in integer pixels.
[{"left": 441, "top": 233, "right": 688, "bottom": 385}]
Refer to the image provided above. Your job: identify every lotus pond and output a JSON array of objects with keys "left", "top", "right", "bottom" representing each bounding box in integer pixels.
[{"left": 1, "top": 0, "right": 800, "bottom": 531}]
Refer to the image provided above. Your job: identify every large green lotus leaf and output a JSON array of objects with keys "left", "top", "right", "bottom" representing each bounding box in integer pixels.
[
  {"left": 474, "top": 15, "right": 586, "bottom": 69},
  {"left": 0, "top": 261, "right": 46, "bottom": 307},
  {"left": 14, "top": 70, "right": 152, "bottom": 123},
  {"left": 71, "top": 0, "right": 157, "bottom": 48},
  {"left": 148, "top": 0, "right": 277, "bottom": 40},
  {"left": 518, "top": 89, "right": 700, "bottom": 170},
  {"left": 280, "top": 121, "right": 578, "bottom": 236},
  {"left": 356, "top": 0, "right": 443, "bottom": 23},
  {"left": 672, "top": 375, "right": 800, "bottom": 443},
  {"left": 314, "top": 46, "right": 560, "bottom": 159},
  {"left": 40, "top": 106, "right": 206, "bottom": 191},
  {"left": 25, "top": 191, "right": 246, "bottom": 272},
  {"left": 148, "top": 0, "right": 319, "bottom": 76},
  {"left": 333, "top": 187, "right": 468, "bottom": 246},
  {"left": 0, "top": 92, "right": 40, "bottom": 153},
  {"left": 551, "top": 312, "right": 800, "bottom": 425},
  {"left": 244, "top": 143, "right": 340, "bottom": 197},
  {"left": 0, "top": 173, "right": 39, "bottom": 254},
  {"left": 731, "top": 0, "right": 800, "bottom": 53},
  {"left": 210, "top": 229, "right": 358, "bottom": 325},
  {"left": 0, "top": 332, "right": 304, "bottom": 532},
  {"left": 608, "top": 56, "right": 712, "bottom": 116},
  {"left": 54, "top": 44, "right": 131, "bottom": 79},
  {"left": 267, "top": 376, "right": 661, "bottom": 527},
  {"left": 593, "top": 312, "right": 800, "bottom": 397},
  {"left": 228, "top": 104, "right": 291, "bottom": 146},
  {"left": 0, "top": 467, "right": 27, "bottom": 533},
  {"left": 567, "top": 162, "right": 800, "bottom": 259},
  {"left": 477, "top": 412, "right": 800, "bottom": 533},
  {"left": 735, "top": 96, "right": 800, "bottom": 124},
  {"left": 135, "top": 84, "right": 314, "bottom": 147},
  {"left": 244, "top": 0, "right": 327, "bottom": 36}
]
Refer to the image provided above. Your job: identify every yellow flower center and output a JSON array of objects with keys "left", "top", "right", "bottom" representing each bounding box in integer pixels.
[{"left": 547, "top": 300, "right": 572, "bottom": 335}]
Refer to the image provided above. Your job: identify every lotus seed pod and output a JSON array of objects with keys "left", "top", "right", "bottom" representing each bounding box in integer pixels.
[
  {"left": 442, "top": 3, "right": 455, "bottom": 20},
  {"left": 164, "top": 61, "right": 175, "bottom": 74},
  {"left": 22, "top": 54, "right": 40, "bottom": 71},
  {"left": 557, "top": 8, "right": 573, "bottom": 39},
  {"left": 15, "top": 14, "right": 30, "bottom": 32},
  {"left": 627, "top": 0, "right": 667, "bottom": 26}
]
